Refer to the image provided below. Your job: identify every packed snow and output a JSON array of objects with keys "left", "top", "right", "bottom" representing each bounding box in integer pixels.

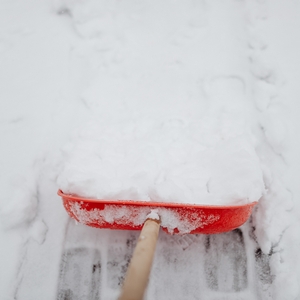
[
  {"left": 0, "top": 0, "right": 300, "bottom": 299},
  {"left": 146, "top": 210, "right": 160, "bottom": 221},
  {"left": 68, "top": 201, "right": 221, "bottom": 234},
  {"left": 58, "top": 116, "right": 265, "bottom": 205},
  {"left": 56, "top": 0, "right": 266, "bottom": 206}
]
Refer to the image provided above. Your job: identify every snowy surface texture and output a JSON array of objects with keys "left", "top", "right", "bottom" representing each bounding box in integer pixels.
[
  {"left": 58, "top": 118, "right": 264, "bottom": 205},
  {"left": 68, "top": 201, "right": 221, "bottom": 234},
  {"left": 56, "top": 0, "right": 265, "bottom": 205},
  {"left": 0, "top": 0, "right": 300, "bottom": 299}
]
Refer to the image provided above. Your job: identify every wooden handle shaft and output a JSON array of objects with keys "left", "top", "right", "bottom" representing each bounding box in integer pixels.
[{"left": 118, "top": 219, "right": 160, "bottom": 300}]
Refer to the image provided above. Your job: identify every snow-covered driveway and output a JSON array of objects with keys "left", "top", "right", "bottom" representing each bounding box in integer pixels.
[{"left": 0, "top": 0, "right": 300, "bottom": 299}]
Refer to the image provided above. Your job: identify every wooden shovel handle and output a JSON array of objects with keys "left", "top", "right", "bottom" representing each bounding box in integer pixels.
[{"left": 118, "top": 218, "right": 160, "bottom": 300}]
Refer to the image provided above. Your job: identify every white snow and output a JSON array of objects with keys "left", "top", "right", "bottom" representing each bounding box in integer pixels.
[
  {"left": 69, "top": 201, "right": 220, "bottom": 234},
  {"left": 0, "top": 0, "right": 300, "bottom": 299},
  {"left": 56, "top": 0, "right": 266, "bottom": 206},
  {"left": 57, "top": 118, "right": 265, "bottom": 205},
  {"left": 146, "top": 210, "right": 160, "bottom": 221}
]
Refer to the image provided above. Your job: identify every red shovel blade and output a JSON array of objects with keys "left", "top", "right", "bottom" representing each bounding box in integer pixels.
[{"left": 58, "top": 190, "right": 257, "bottom": 234}]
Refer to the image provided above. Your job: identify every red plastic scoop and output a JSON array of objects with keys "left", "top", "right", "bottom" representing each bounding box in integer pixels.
[
  {"left": 58, "top": 189, "right": 258, "bottom": 298},
  {"left": 58, "top": 190, "right": 257, "bottom": 234}
]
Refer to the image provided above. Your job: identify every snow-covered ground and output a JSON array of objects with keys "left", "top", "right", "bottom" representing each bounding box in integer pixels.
[{"left": 0, "top": 0, "right": 300, "bottom": 299}]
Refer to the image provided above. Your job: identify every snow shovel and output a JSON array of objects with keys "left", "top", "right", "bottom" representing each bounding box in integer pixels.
[{"left": 58, "top": 190, "right": 257, "bottom": 300}]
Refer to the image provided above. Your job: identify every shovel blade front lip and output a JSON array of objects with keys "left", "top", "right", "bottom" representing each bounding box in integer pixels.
[
  {"left": 57, "top": 190, "right": 257, "bottom": 209},
  {"left": 58, "top": 190, "right": 258, "bottom": 234}
]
